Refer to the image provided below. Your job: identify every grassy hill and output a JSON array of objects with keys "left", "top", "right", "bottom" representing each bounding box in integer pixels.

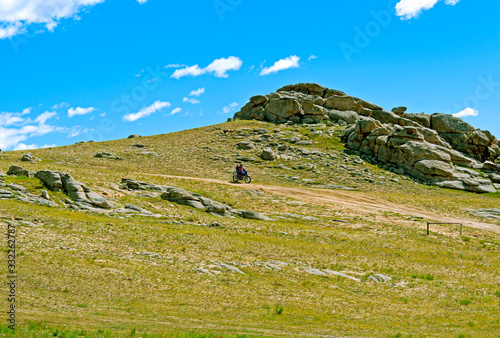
[{"left": 1, "top": 120, "right": 499, "bottom": 337}]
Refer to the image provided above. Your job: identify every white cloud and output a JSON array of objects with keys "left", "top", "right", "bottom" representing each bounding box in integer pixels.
[
  {"left": 170, "top": 108, "right": 182, "bottom": 115},
  {"left": 0, "top": 22, "right": 24, "bottom": 39},
  {"left": 171, "top": 57, "right": 242, "bottom": 79},
  {"left": 13, "top": 143, "right": 38, "bottom": 151},
  {"left": 395, "top": 0, "right": 460, "bottom": 20},
  {"left": 219, "top": 102, "right": 238, "bottom": 115},
  {"left": 0, "top": 0, "right": 149, "bottom": 39},
  {"left": 308, "top": 55, "right": 318, "bottom": 61},
  {"left": 165, "top": 64, "right": 186, "bottom": 69},
  {"left": 0, "top": 110, "right": 60, "bottom": 150},
  {"left": 0, "top": 112, "right": 24, "bottom": 126},
  {"left": 52, "top": 102, "right": 70, "bottom": 110},
  {"left": 189, "top": 88, "right": 205, "bottom": 97},
  {"left": 260, "top": 55, "right": 300, "bottom": 76},
  {"left": 183, "top": 97, "right": 200, "bottom": 104},
  {"left": 205, "top": 56, "right": 243, "bottom": 78},
  {"left": 123, "top": 101, "right": 170, "bottom": 122},
  {"left": 453, "top": 108, "right": 478, "bottom": 118},
  {"left": 68, "top": 106, "right": 96, "bottom": 118},
  {"left": 0, "top": 0, "right": 104, "bottom": 39},
  {"left": 35, "top": 111, "right": 57, "bottom": 124},
  {"left": 67, "top": 126, "right": 90, "bottom": 138},
  {"left": 171, "top": 65, "right": 205, "bottom": 79},
  {"left": 13, "top": 143, "right": 56, "bottom": 151}
]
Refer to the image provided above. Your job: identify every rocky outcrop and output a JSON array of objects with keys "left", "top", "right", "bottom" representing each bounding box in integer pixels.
[
  {"left": 35, "top": 170, "right": 63, "bottom": 191},
  {"left": 21, "top": 154, "right": 41, "bottom": 162},
  {"left": 234, "top": 83, "right": 499, "bottom": 193},
  {"left": 344, "top": 119, "right": 497, "bottom": 193},
  {"left": 5, "top": 166, "right": 114, "bottom": 209},
  {"left": 94, "top": 152, "right": 124, "bottom": 160},
  {"left": 235, "top": 83, "right": 380, "bottom": 125},
  {"left": 122, "top": 178, "right": 273, "bottom": 220},
  {"left": 7, "top": 165, "right": 35, "bottom": 178}
]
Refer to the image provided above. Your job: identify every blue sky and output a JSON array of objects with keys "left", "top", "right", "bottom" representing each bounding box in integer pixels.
[{"left": 0, "top": 0, "right": 499, "bottom": 151}]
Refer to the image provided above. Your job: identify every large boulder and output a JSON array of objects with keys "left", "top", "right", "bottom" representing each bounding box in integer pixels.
[
  {"left": 430, "top": 113, "right": 475, "bottom": 134},
  {"left": 261, "top": 149, "right": 276, "bottom": 161},
  {"left": 414, "top": 160, "right": 454, "bottom": 177},
  {"left": 265, "top": 98, "right": 303, "bottom": 122},
  {"left": 392, "top": 107, "right": 407, "bottom": 116},
  {"left": 327, "top": 110, "right": 359, "bottom": 124},
  {"left": 237, "top": 141, "right": 255, "bottom": 150},
  {"left": 250, "top": 95, "right": 269, "bottom": 106},
  {"left": 35, "top": 171, "right": 63, "bottom": 191},
  {"left": 404, "top": 113, "right": 431, "bottom": 128},
  {"left": 7, "top": 165, "right": 35, "bottom": 178}
]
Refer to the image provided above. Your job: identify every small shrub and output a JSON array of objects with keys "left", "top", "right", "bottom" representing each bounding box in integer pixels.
[
  {"left": 274, "top": 303, "right": 284, "bottom": 315},
  {"left": 424, "top": 274, "right": 434, "bottom": 281},
  {"left": 460, "top": 299, "right": 471, "bottom": 306}
]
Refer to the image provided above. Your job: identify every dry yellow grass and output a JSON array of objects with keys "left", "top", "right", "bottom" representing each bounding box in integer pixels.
[{"left": 0, "top": 120, "right": 499, "bottom": 337}]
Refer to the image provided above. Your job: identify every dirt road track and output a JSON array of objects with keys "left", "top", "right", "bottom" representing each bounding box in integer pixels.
[{"left": 136, "top": 173, "right": 500, "bottom": 234}]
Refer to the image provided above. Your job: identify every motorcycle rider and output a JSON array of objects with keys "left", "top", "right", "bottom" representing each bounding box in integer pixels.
[{"left": 236, "top": 164, "right": 247, "bottom": 177}]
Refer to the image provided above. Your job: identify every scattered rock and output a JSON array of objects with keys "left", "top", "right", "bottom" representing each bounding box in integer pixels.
[
  {"left": 261, "top": 148, "right": 276, "bottom": 161},
  {"left": 303, "top": 267, "right": 328, "bottom": 276},
  {"left": 302, "top": 216, "right": 320, "bottom": 221},
  {"left": 195, "top": 268, "right": 214, "bottom": 276},
  {"left": 128, "top": 134, "right": 141, "bottom": 138},
  {"left": 0, "top": 189, "right": 14, "bottom": 199},
  {"left": 123, "top": 178, "right": 272, "bottom": 220},
  {"left": 94, "top": 152, "right": 123, "bottom": 160},
  {"left": 470, "top": 209, "right": 500, "bottom": 219},
  {"left": 41, "top": 190, "right": 51, "bottom": 200},
  {"left": 323, "top": 270, "right": 361, "bottom": 282},
  {"left": 237, "top": 141, "right": 255, "bottom": 150},
  {"left": 7, "top": 165, "right": 35, "bottom": 178},
  {"left": 213, "top": 261, "right": 246, "bottom": 275},
  {"left": 237, "top": 210, "right": 274, "bottom": 221},
  {"left": 6, "top": 184, "right": 26, "bottom": 192},
  {"left": 369, "top": 274, "right": 392, "bottom": 283},
  {"left": 21, "top": 154, "right": 41, "bottom": 162},
  {"left": 21, "top": 221, "right": 38, "bottom": 227}
]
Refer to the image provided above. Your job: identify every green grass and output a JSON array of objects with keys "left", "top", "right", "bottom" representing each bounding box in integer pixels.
[{"left": 0, "top": 323, "right": 258, "bottom": 337}]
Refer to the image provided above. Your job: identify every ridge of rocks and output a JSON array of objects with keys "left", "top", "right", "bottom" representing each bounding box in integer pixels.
[{"left": 121, "top": 178, "right": 273, "bottom": 220}]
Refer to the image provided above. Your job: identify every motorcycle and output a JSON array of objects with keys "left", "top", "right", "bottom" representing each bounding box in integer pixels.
[{"left": 233, "top": 170, "right": 252, "bottom": 184}]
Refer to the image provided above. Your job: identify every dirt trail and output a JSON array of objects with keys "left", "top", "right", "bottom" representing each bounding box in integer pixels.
[{"left": 135, "top": 173, "right": 500, "bottom": 234}]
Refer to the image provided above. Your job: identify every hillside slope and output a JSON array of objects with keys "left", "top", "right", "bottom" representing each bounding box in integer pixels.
[{"left": 0, "top": 120, "right": 500, "bottom": 337}]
